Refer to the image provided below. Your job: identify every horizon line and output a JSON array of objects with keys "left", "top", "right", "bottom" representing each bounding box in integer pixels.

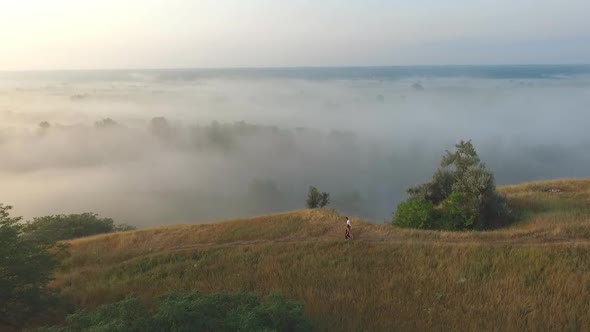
[{"left": 2, "top": 63, "right": 590, "bottom": 73}]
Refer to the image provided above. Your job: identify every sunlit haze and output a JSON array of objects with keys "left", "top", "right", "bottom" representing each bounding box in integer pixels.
[
  {"left": 1, "top": 0, "right": 590, "bottom": 70},
  {"left": 1, "top": 1, "right": 590, "bottom": 225}
]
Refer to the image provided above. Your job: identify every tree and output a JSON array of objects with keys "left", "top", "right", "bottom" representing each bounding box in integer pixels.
[
  {"left": 407, "top": 169, "right": 454, "bottom": 205},
  {"left": 306, "top": 186, "right": 321, "bottom": 209},
  {"left": 94, "top": 118, "right": 119, "bottom": 129},
  {"left": 0, "top": 204, "right": 63, "bottom": 328},
  {"left": 24, "top": 213, "right": 135, "bottom": 243},
  {"left": 397, "top": 140, "right": 509, "bottom": 230},
  {"left": 206, "top": 121, "right": 235, "bottom": 150},
  {"left": 306, "top": 186, "right": 330, "bottom": 209},
  {"left": 319, "top": 192, "right": 330, "bottom": 208},
  {"left": 149, "top": 116, "right": 173, "bottom": 140}
]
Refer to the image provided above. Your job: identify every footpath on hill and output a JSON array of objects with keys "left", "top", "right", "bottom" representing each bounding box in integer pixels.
[{"left": 166, "top": 228, "right": 590, "bottom": 252}]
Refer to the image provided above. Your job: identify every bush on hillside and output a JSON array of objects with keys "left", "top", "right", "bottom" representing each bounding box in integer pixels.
[
  {"left": 437, "top": 192, "right": 477, "bottom": 230},
  {"left": 394, "top": 140, "right": 510, "bottom": 230},
  {"left": 24, "top": 213, "right": 136, "bottom": 243},
  {"left": 392, "top": 198, "right": 436, "bottom": 229},
  {"left": 0, "top": 204, "right": 65, "bottom": 329},
  {"left": 40, "top": 291, "right": 313, "bottom": 332}
]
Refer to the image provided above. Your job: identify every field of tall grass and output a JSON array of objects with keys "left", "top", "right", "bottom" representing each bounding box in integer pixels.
[{"left": 52, "top": 179, "right": 590, "bottom": 331}]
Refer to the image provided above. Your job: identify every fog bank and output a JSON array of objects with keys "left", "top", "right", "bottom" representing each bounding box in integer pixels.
[{"left": 1, "top": 69, "right": 589, "bottom": 226}]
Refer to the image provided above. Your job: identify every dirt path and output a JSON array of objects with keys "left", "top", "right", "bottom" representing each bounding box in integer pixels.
[{"left": 168, "top": 235, "right": 590, "bottom": 253}]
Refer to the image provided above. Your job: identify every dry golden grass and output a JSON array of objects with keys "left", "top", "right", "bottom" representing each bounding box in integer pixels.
[{"left": 52, "top": 178, "right": 590, "bottom": 331}]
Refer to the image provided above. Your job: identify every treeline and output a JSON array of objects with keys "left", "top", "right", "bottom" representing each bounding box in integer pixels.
[
  {"left": 38, "top": 117, "right": 358, "bottom": 153},
  {"left": 24, "top": 115, "right": 590, "bottom": 224}
]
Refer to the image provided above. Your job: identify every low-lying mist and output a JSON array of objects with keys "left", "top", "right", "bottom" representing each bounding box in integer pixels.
[{"left": 1, "top": 69, "right": 589, "bottom": 226}]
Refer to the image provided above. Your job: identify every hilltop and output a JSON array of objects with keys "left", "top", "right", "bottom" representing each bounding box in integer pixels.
[{"left": 52, "top": 179, "right": 590, "bottom": 331}]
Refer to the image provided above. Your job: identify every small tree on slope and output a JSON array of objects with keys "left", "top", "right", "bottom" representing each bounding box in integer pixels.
[
  {"left": 319, "top": 192, "right": 330, "bottom": 208},
  {"left": 307, "top": 186, "right": 330, "bottom": 209},
  {"left": 307, "top": 186, "right": 321, "bottom": 208}
]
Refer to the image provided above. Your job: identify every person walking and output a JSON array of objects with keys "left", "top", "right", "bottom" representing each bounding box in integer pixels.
[{"left": 345, "top": 216, "right": 352, "bottom": 240}]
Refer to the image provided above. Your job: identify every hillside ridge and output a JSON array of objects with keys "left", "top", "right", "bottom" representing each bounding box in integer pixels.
[
  {"left": 52, "top": 178, "right": 590, "bottom": 332},
  {"left": 68, "top": 178, "right": 590, "bottom": 252}
]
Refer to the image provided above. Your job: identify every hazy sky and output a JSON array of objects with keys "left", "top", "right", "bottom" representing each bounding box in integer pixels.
[{"left": 1, "top": 0, "right": 590, "bottom": 70}]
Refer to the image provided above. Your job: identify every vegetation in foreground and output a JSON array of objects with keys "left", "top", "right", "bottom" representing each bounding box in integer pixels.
[
  {"left": 40, "top": 292, "right": 311, "bottom": 332},
  {"left": 45, "top": 178, "right": 590, "bottom": 331},
  {"left": 0, "top": 209, "right": 134, "bottom": 331},
  {"left": 0, "top": 205, "right": 65, "bottom": 329}
]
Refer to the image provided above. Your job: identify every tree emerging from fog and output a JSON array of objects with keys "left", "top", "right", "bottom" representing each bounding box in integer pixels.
[
  {"left": 394, "top": 140, "right": 510, "bottom": 230},
  {"left": 307, "top": 186, "right": 330, "bottom": 209}
]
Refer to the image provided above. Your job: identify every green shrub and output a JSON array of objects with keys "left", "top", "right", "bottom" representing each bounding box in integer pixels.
[
  {"left": 437, "top": 192, "right": 477, "bottom": 230},
  {"left": 40, "top": 291, "right": 313, "bottom": 332},
  {"left": 392, "top": 198, "right": 436, "bottom": 229},
  {"left": 24, "top": 213, "right": 136, "bottom": 243}
]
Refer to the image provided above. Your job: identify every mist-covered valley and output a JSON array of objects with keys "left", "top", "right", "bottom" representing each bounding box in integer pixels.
[{"left": 1, "top": 67, "right": 590, "bottom": 226}]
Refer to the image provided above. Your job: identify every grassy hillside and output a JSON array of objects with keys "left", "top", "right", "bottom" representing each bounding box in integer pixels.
[{"left": 53, "top": 179, "right": 590, "bottom": 331}]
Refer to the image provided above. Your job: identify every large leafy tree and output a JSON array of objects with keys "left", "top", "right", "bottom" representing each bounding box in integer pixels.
[
  {"left": 396, "top": 140, "right": 509, "bottom": 230},
  {"left": 0, "top": 204, "right": 64, "bottom": 328}
]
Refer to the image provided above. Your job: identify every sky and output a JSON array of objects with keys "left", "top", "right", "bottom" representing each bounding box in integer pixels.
[{"left": 1, "top": 0, "right": 590, "bottom": 70}]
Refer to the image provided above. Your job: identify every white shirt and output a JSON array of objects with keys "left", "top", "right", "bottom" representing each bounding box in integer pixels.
[{"left": 346, "top": 219, "right": 351, "bottom": 227}]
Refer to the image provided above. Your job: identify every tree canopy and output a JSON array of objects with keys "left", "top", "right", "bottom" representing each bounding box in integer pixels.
[
  {"left": 24, "top": 213, "right": 135, "bottom": 243},
  {"left": 0, "top": 204, "right": 64, "bottom": 328},
  {"left": 394, "top": 140, "right": 510, "bottom": 230}
]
